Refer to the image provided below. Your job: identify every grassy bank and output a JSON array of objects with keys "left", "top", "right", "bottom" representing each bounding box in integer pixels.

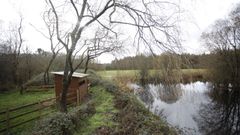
[
  {"left": 75, "top": 84, "right": 177, "bottom": 135},
  {"left": 114, "top": 91, "right": 177, "bottom": 135}
]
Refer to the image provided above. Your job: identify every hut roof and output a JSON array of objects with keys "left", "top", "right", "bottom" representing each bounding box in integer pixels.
[{"left": 51, "top": 71, "right": 89, "bottom": 78}]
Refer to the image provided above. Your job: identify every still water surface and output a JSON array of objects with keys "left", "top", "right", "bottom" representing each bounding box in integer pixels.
[{"left": 128, "top": 81, "right": 212, "bottom": 135}]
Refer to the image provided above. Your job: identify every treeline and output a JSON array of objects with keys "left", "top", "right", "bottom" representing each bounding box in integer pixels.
[
  {"left": 0, "top": 49, "right": 60, "bottom": 90},
  {"left": 106, "top": 53, "right": 211, "bottom": 70},
  {"left": 0, "top": 48, "right": 102, "bottom": 91}
]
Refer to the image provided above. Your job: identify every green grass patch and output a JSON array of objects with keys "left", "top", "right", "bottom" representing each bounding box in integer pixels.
[
  {"left": 0, "top": 89, "right": 54, "bottom": 110},
  {"left": 0, "top": 89, "right": 55, "bottom": 134},
  {"left": 75, "top": 86, "right": 118, "bottom": 135},
  {"left": 75, "top": 84, "right": 177, "bottom": 135}
]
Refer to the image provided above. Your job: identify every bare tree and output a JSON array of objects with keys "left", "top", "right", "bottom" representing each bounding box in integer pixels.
[
  {"left": 201, "top": 6, "right": 240, "bottom": 86},
  {"left": 42, "top": 10, "right": 63, "bottom": 85},
  {"left": 31, "top": 10, "right": 64, "bottom": 85},
  {"left": 12, "top": 16, "right": 23, "bottom": 88},
  {"left": 198, "top": 4, "right": 240, "bottom": 134},
  {"left": 84, "top": 27, "right": 122, "bottom": 73},
  {"left": 46, "top": 0, "right": 181, "bottom": 112},
  {"left": 0, "top": 15, "right": 24, "bottom": 93}
]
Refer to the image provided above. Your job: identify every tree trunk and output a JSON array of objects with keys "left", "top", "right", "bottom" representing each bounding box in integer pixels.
[
  {"left": 44, "top": 55, "right": 56, "bottom": 85},
  {"left": 59, "top": 83, "right": 68, "bottom": 112},
  {"left": 12, "top": 55, "right": 18, "bottom": 85},
  {"left": 60, "top": 73, "right": 70, "bottom": 112},
  {"left": 59, "top": 54, "right": 72, "bottom": 113},
  {"left": 43, "top": 69, "right": 49, "bottom": 85},
  {"left": 84, "top": 55, "right": 90, "bottom": 73},
  {"left": 43, "top": 66, "right": 50, "bottom": 85}
]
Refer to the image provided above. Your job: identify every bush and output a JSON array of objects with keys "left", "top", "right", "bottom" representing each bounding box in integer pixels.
[
  {"left": 69, "top": 101, "right": 96, "bottom": 127},
  {"left": 138, "top": 68, "right": 149, "bottom": 85},
  {"left": 79, "top": 69, "right": 102, "bottom": 87},
  {"left": 82, "top": 69, "right": 119, "bottom": 93},
  {"left": 101, "top": 81, "right": 118, "bottom": 93},
  {"left": 32, "top": 112, "right": 74, "bottom": 135},
  {"left": 88, "top": 75, "right": 102, "bottom": 86},
  {"left": 31, "top": 101, "right": 96, "bottom": 135}
]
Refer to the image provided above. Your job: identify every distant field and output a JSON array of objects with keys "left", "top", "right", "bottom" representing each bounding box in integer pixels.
[
  {"left": 181, "top": 69, "right": 207, "bottom": 74},
  {"left": 97, "top": 70, "right": 139, "bottom": 80},
  {"left": 97, "top": 69, "right": 208, "bottom": 80}
]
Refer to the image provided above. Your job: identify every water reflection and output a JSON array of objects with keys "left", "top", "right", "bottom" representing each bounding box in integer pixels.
[
  {"left": 196, "top": 85, "right": 240, "bottom": 135},
  {"left": 128, "top": 81, "right": 211, "bottom": 135},
  {"left": 129, "top": 82, "right": 240, "bottom": 135}
]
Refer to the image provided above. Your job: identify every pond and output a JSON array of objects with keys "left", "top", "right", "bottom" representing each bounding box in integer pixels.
[{"left": 128, "top": 81, "right": 240, "bottom": 135}]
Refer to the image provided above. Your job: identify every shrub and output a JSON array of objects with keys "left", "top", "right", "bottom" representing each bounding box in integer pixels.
[
  {"left": 82, "top": 69, "right": 102, "bottom": 87},
  {"left": 82, "top": 69, "right": 119, "bottom": 93},
  {"left": 69, "top": 101, "right": 96, "bottom": 127},
  {"left": 138, "top": 68, "right": 149, "bottom": 85},
  {"left": 31, "top": 101, "right": 96, "bottom": 135},
  {"left": 32, "top": 112, "right": 74, "bottom": 135},
  {"left": 88, "top": 75, "right": 102, "bottom": 86},
  {"left": 101, "top": 81, "right": 118, "bottom": 93}
]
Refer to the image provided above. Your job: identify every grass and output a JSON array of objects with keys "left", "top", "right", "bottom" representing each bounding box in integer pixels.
[
  {"left": 0, "top": 82, "right": 178, "bottom": 134},
  {"left": 97, "top": 69, "right": 207, "bottom": 77},
  {"left": 181, "top": 68, "right": 207, "bottom": 74},
  {"left": 97, "top": 69, "right": 209, "bottom": 83},
  {"left": 97, "top": 70, "right": 138, "bottom": 80},
  {"left": 0, "top": 89, "right": 54, "bottom": 110},
  {"left": 75, "top": 86, "right": 118, "bottom": 135},
  {"left": 75, "top": 84, "right": 177, "bottom": 135},
  {"left": 0, "top": 89, "right": 55, "bottom": 135}
]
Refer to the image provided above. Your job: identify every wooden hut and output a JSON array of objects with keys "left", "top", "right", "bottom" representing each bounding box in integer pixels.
[{"left": 51, "top": 71, "right": 89, "bottom": 105}]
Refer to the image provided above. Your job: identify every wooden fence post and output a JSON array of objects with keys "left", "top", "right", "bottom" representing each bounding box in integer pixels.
[
  {"left": 38, "top": 101, "right": 42, "bottom": 119},
  {"left": 56, "top": 93, "right": 61, "bottom": 110},
  {"left": 77, "top": 89, "right": 80, "bottom": 106},
  {"left": 6, "top": 108, "right": 10, "bottom": 133},
  {"left": 79, "top": 90, "right": 82, "bottom": 103}
]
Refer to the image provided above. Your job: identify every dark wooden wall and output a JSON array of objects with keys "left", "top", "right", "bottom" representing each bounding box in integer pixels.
[{"left": 54, "top": 75, "right": 88, "bottom": 104}]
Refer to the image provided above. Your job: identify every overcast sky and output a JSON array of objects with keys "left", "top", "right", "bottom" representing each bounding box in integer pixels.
[{"left": 0, "top": 0, "right": 239, "bottom": 63}]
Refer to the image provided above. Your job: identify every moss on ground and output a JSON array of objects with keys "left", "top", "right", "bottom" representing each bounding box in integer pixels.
[{"left": 74, "top": 86, "right": 118, "bottom": 135}]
